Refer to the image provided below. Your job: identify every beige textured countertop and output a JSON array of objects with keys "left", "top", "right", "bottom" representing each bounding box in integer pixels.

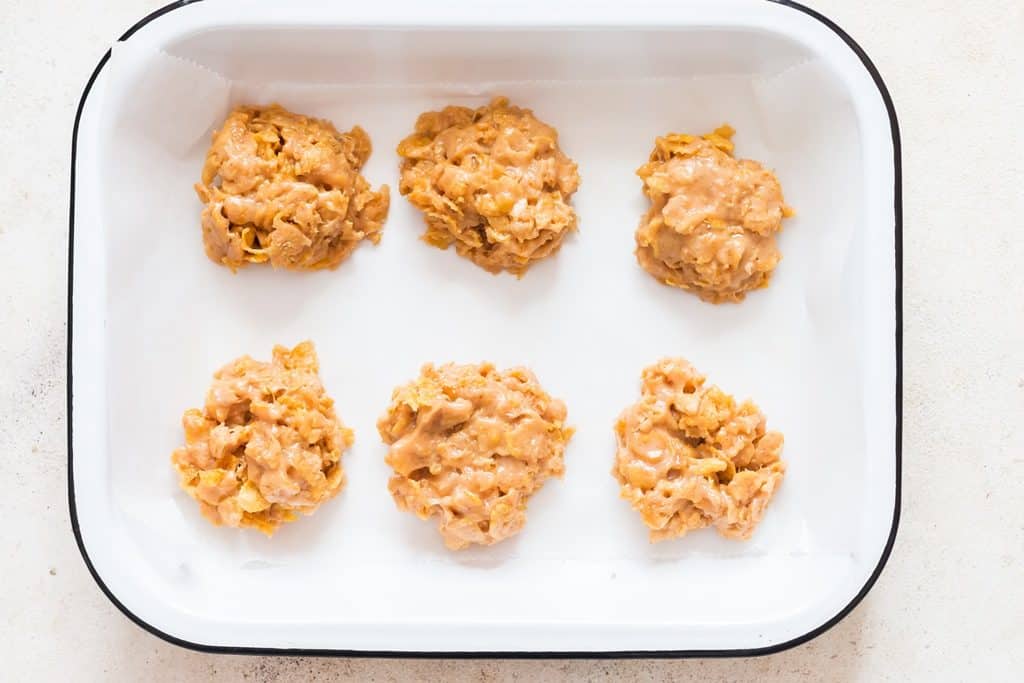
[{"left": 1, "top": 0, "right": 1021, "bottom": 680}]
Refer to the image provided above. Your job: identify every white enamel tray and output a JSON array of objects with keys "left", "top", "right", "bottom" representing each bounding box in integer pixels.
[{"left": 69, "top": 0, "right": 901, "bottom": 656}]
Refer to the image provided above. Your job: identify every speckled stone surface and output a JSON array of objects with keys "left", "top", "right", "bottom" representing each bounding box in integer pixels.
[{"left": 1, "top": 0, "right": 1021, "bottom": 680}]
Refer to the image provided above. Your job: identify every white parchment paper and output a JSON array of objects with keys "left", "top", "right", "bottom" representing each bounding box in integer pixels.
[{"left": 92, "top": 24, "right": 877, "bottom": 646}]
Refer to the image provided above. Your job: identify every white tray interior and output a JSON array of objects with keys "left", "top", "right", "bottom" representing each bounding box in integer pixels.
[{"left": 71, "top": 0, "right": 898, "bottom": 654}]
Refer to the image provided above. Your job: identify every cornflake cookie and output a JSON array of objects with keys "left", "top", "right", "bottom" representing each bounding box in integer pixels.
[
  {"left": 635, "top": 126, "right": 793, "bottom": 303},
  {"left": 378, "top": 363, "right": 573, "bottom": 550},
  {"left": 397, "top": 97, "right": 580, "bottom": 276},
  {"left": 614, "top": 358, "right": 785, "bottom": 541},
  {"left": 195, "top": 104, "right": 390, "bottom": 271},
  {"left": 171, "top": 341, "right": 352, "bottom": 535}
]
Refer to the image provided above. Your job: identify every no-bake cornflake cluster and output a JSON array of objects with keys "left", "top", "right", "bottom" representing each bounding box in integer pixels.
[
  {"left": 195, "top": 104, "right": 390, "bottom": 271},
  {"left": 614, "top": 358, "right": 786, "bottom": 541},
  {"left": 397, "top": 97, "right": 580, "bottom": 276},
  {"left": 171, "top": 342, "right": 352, "bottom": 534},
  {"left": 635, "top": 126, "right": 793, "bottom": 303},
  {"left": 377, "top": 362, "right": 573, "bottom": 549}
]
